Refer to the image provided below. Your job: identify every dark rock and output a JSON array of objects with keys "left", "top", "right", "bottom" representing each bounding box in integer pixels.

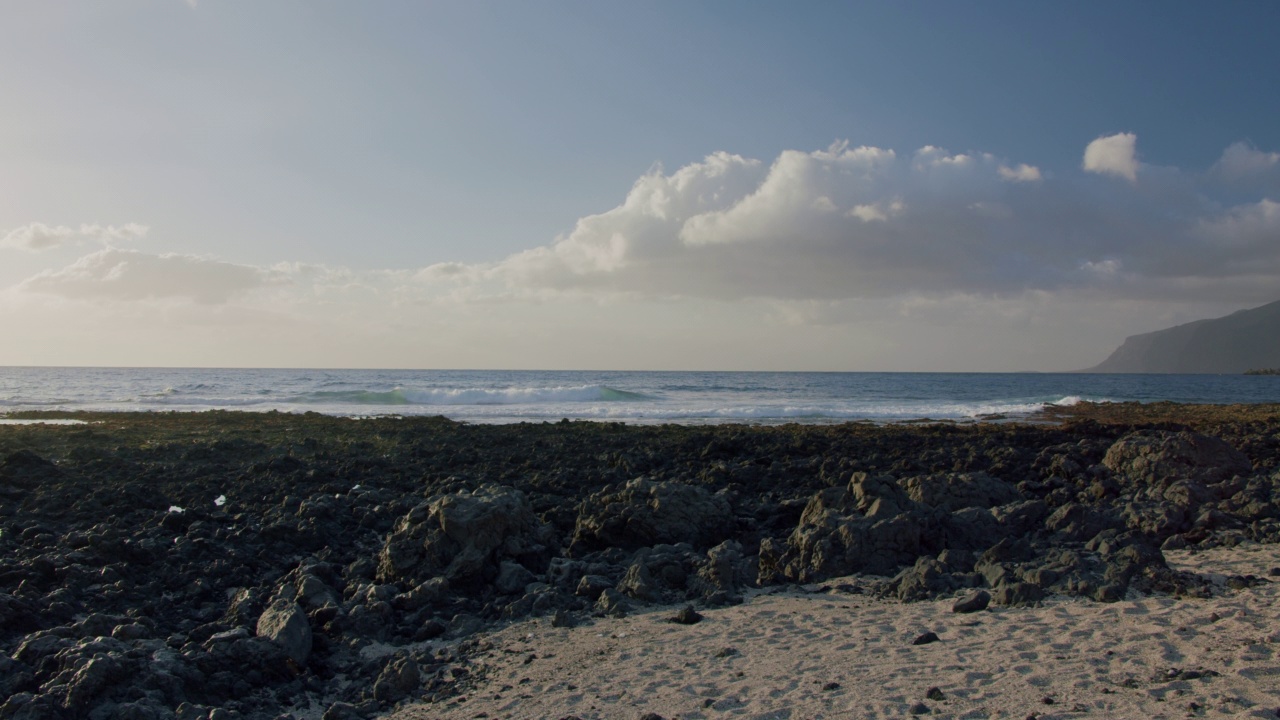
[
  {"left": 993, "top": 582, "right": 1043, "bottom": 606},
  {"left": 911, "top": 632, "right": 940, "bottom": 646},
  {"left": 1103, "top": 431, "right": 1251, "bottom": 489},
  {"left": 372, "top": 656, "right": 420, "bottom": 704},
  {"left": 596, "top": 589, "right": 627, "bottom": 617},
  {"left": 671, "top": 605, "right": 703, "bottom": 625},
  {"left": 909, "top": 701, "right": 930, "bottom": 714},
  {"left": 572, "top": 478, "right": 734, "bottom": 551},
  {"left": 952, "top": 590, "right": 990, "bottom": 613},
  {"left": 256, "top": 598, "right": 312, "bottom": 665},
  {"left": 926, "top": 686, "right": 945, "bottom": 700},
  {"left": 377, "top": 485, "right": 552, "bottom": 590}
]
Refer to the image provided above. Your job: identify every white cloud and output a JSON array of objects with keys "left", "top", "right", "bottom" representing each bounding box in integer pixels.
[
  {"left": 20, "top": 248, "right": 276, "bottom": 304},
  {"left": 998, "top": 163, "right": 1042, "bottom": 182},
  {"left": 398, "top": 136, "right": 1280, "bottom": 309},
  {"left": 0, "top": 222, "right": 148, "bottom": 252},
  {"left": 1082, "top": 132, "right": 1138, "bottom": 181}
]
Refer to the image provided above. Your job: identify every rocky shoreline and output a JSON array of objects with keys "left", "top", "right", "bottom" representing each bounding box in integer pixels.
[{"left": 1, "top": 406, "right": 1278, "bottom": 720}]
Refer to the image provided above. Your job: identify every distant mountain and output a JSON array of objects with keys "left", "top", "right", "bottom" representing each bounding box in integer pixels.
[{"left": 1084, "top": 299, "right": 1280, "bottom": 373}]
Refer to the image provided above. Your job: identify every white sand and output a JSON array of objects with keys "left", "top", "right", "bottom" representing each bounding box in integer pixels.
[{"left": 387, "top": 543, "right": 1280, "bottom": 720}]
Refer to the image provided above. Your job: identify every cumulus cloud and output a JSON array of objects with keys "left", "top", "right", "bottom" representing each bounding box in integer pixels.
[
  {"left": 398, "top": 135, "right": 1280, "bottom": 309},
  {"left": 0, "top": 222, "right": 148, "bottom": 251},
  {"left": 20, "top": 248, "right": 276, "bottom": 304},
  {"left": 1082, "top": 132, "right": 1138, "bottom": 181}
]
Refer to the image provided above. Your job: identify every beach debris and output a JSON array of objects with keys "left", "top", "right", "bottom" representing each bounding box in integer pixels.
[
  {"left": 926, "top": 686, "right": 946, "bottom": 700},
  {"left": 214, "top": 494, "right": 226, "bottom": 506},
  {"left": 715, "top": 646, "right": 739, "bottom": 658},
  {"left": 822, "top": 681, "right": 842, "bottom": 691}
]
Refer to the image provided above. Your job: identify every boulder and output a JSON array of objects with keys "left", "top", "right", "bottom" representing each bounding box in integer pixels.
[
  {"left": 1102, "top": 431, "right": 1252, "bottom": 490},
  {"left": 572, "top": 478, "right": 734, "bottom": 551},
  {"left": 377, "top": 484, "right": 552, "bottom": 589},
  {"left": 255, "top": 598, "right": 312, "bottom": 665},
  {"left": 758, "top": 474, "right": 927, "bottom": 583}
]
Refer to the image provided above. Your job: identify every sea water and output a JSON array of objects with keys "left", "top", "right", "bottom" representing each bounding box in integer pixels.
[{"left": 2, "top": 367, "right": 1279, "bottom": 424}]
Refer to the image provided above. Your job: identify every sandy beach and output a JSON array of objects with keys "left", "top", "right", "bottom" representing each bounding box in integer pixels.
[{"left": 389, "top": 543, "right": 1280, "bottom": 720}]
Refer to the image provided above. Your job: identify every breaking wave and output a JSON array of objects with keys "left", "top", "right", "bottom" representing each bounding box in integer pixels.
[{"left": 289, "top": 385, "right": 650, "bottom": 406}]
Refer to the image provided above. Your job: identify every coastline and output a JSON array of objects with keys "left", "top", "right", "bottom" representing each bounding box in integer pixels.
[{"left": 1, "top": 405, "right": 1278, "bottom": 719}]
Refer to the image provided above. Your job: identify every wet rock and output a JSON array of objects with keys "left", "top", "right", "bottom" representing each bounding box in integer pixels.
[
  {"left": 572, "top": 478, "right": 734, "bottom": 551},
  {"left": 255, "top": 598, "right": 312, "bottom": 665}
]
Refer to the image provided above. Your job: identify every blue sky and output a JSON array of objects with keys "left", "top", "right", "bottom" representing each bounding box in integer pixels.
[{"left": 2, "top": 2, "right": 1279, "bottom": 370}]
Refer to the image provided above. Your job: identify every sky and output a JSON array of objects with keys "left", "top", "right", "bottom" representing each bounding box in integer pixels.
[{"left": 2, "top": 1, "right": 1279, "bottom": 371}]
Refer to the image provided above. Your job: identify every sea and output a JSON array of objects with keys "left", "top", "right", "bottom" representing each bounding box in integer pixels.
[{"left": 2, "top": 367, "right": 1280, "bottom": 425}]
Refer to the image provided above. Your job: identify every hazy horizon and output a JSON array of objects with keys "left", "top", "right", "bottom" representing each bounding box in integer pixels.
[{"left": 3, "top": 3, "right": 1279, "bottom": 372}]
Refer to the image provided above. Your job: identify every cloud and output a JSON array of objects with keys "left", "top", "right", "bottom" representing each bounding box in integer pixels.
[
  {"left": 20, "top": 248, "right": 277, "bottom": 304},
  {"left": 398, "top": 135, "right": 1280, "bottom": 309},
  {"left": 1082, "top": 132, "right": 1138, "bottom": 181},
  {"left": 998, "top": 163, "right": 1042, "bottom": 182},
  {"left": 0, "top": 222, "right": 148, "bottom": 252}
]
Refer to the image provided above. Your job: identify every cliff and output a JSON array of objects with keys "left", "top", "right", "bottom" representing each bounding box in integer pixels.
[{"left": 1085, "top": 299, "right": 1280, "bottom": 373}]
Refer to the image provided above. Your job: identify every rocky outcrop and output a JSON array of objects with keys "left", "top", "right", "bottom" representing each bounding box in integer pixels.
[
  {"left": 377, "top": 484, "right": 553, "bottom": 590},
  {"left": 571, "top": 478, "right": 734, "bottom": 552}
]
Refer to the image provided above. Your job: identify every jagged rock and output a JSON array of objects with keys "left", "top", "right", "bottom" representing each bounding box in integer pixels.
[
  {"left": 691, "top": 540, "right": 755, "bottom": 601},
  {"left": 617, "top": 545, "right": 696, "bottom": 602},
  {"left": 377, "top": 484, "right": 552, "bottom": 590},
  {"left": 758, "top": 473, "right": 927, "bottom": 584},
  {"left": 596, "top": 589, "right": 628, "bottom": 617},
  {"left": 255, "top": 598, "right": 312, "bottom": 665},
  {"left": 572, "top": 478, "right": 734, "bottom": 551},
  {"left": 900, "top": 471, "right": 1019, "bottom": 512},
  {"left": 372, "top": 656, "right": 420, "bottom": 704},
  {"left": 1045, "top": 503, "right": 1123, "bottom": 542},
  {"left": 1103, "top": 431, "right": 1252, "bottom": 489},
  {"left": 993, "top": 581, "right": 1043, "bottom": 606}
]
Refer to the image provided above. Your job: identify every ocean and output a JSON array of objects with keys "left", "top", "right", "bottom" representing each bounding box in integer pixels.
[{"left": 2, "top": 367, "right": 1279, "bottom": 424}]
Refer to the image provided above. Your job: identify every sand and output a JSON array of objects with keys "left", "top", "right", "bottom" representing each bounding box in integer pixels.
[{"left": 387, "top": 543, "right": 1280, "bottom": 720}]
